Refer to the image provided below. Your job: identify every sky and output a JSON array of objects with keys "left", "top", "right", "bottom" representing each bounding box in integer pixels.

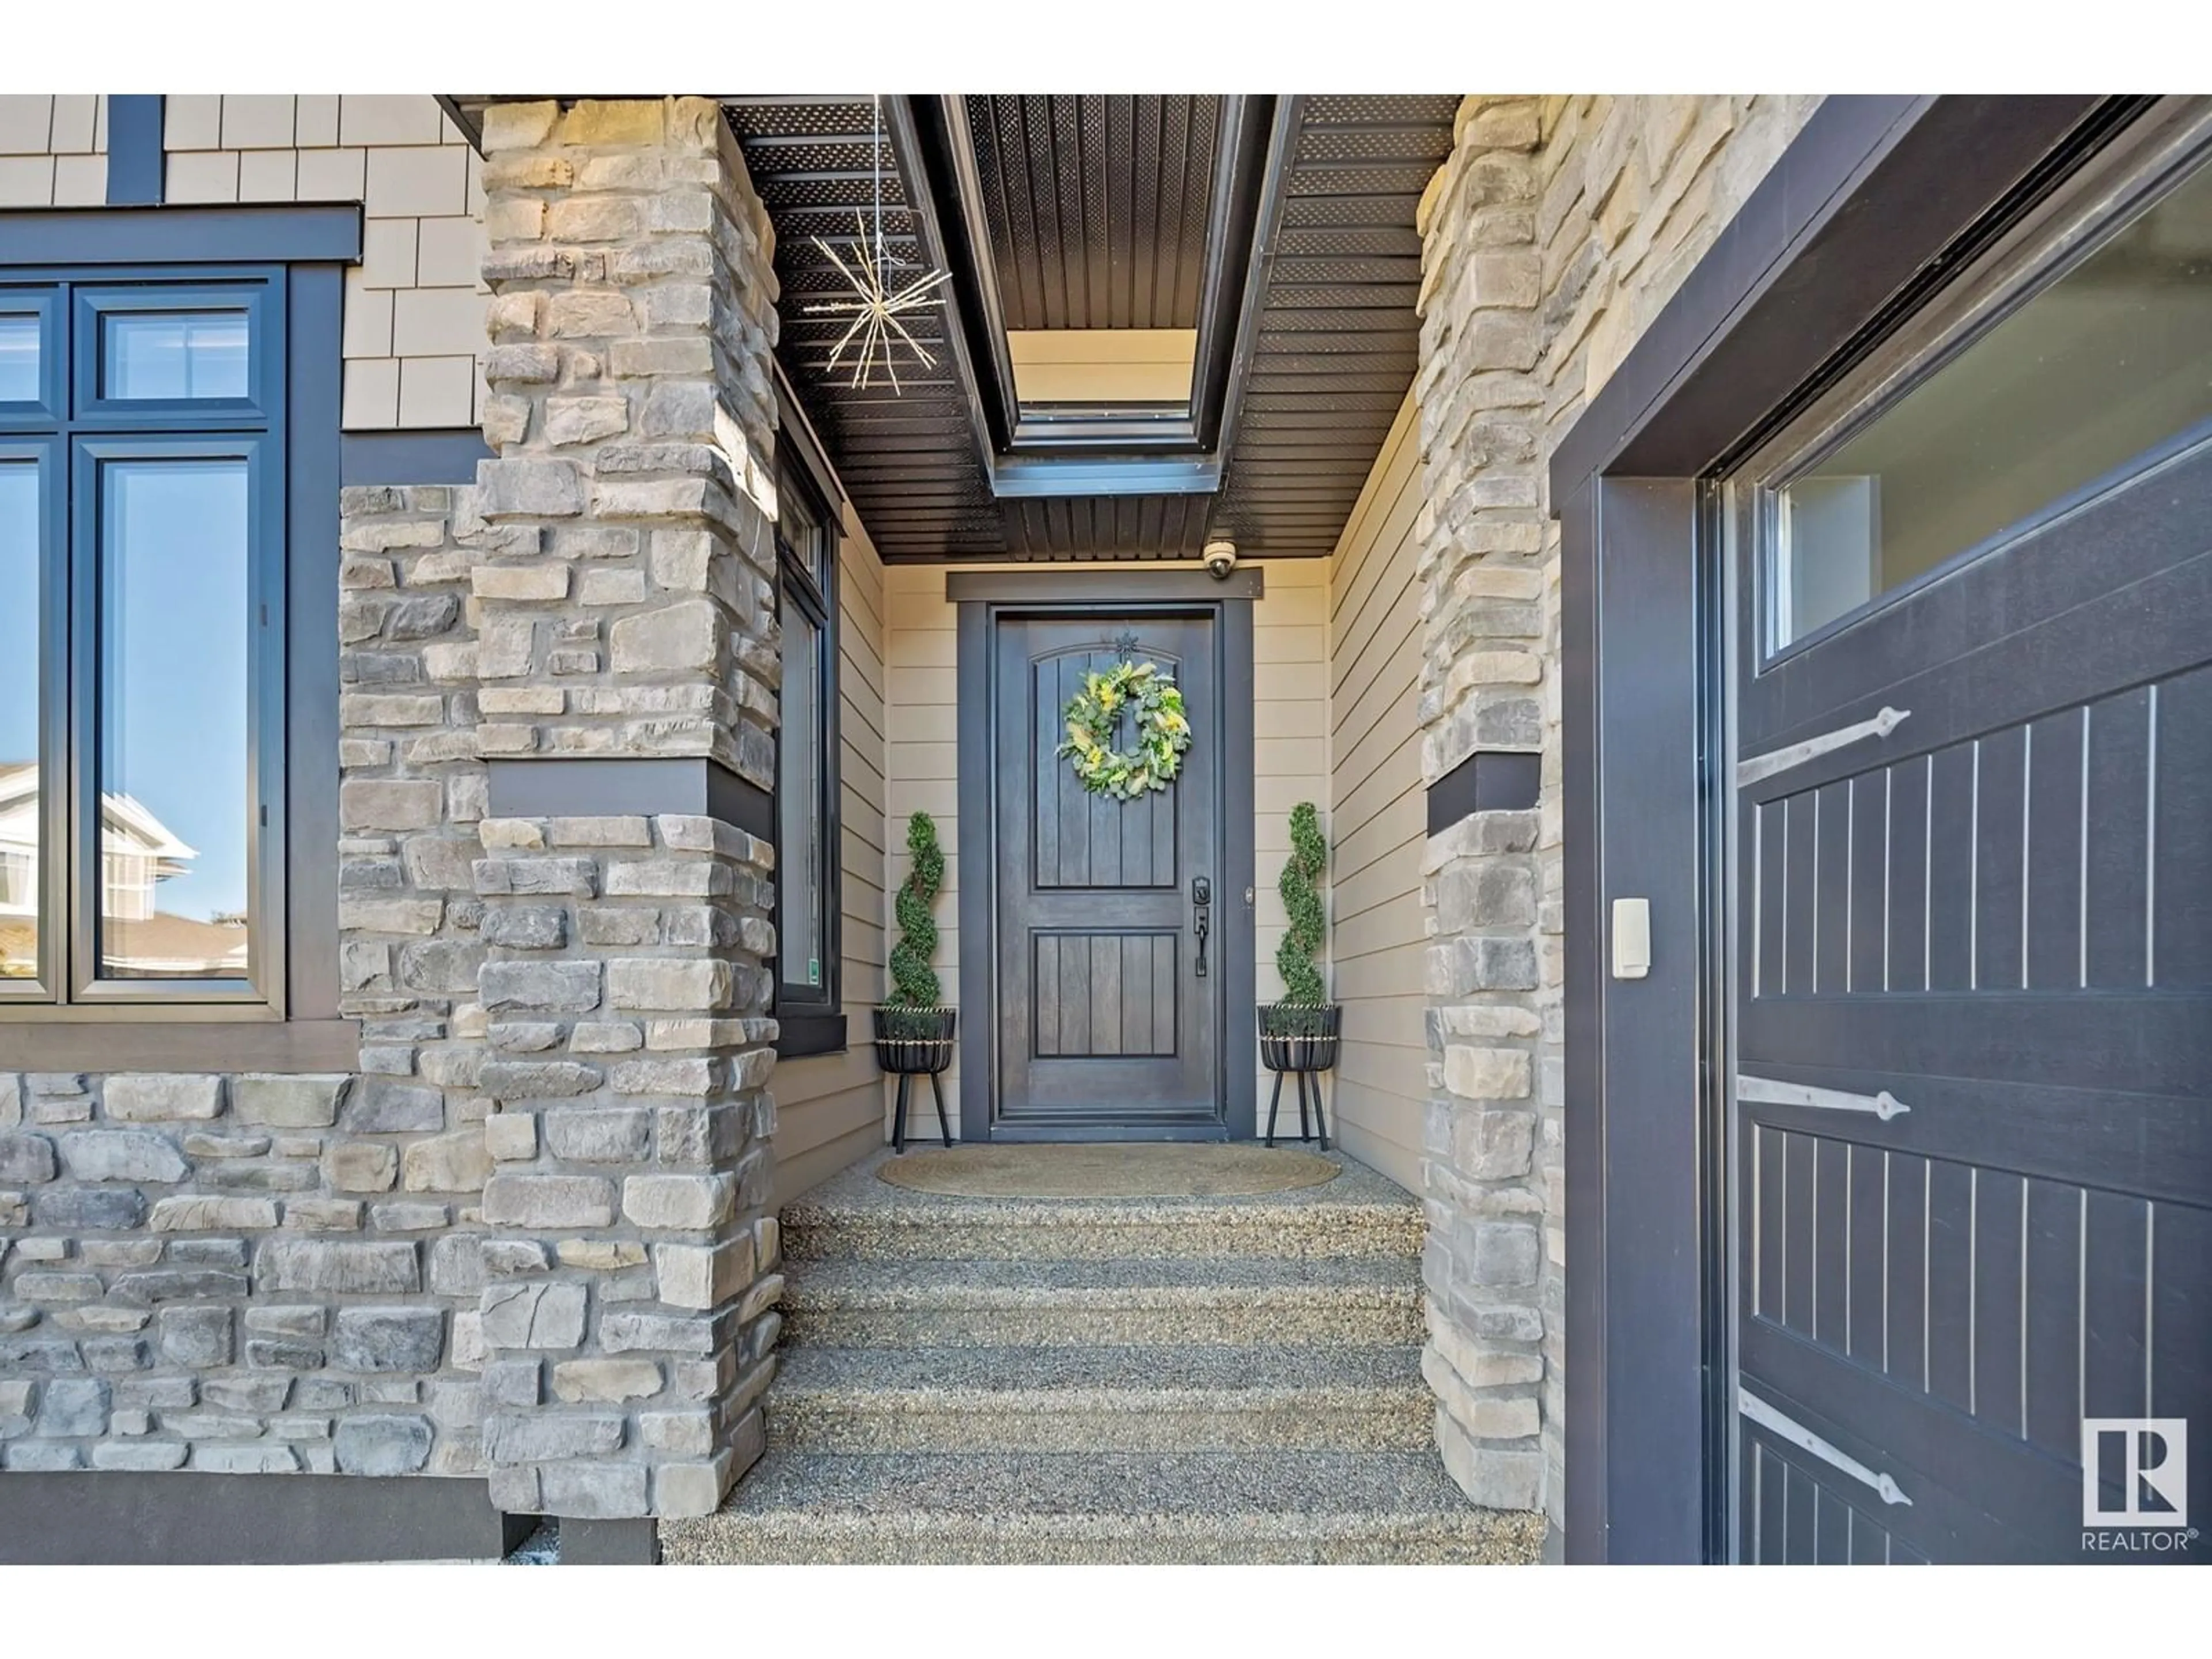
[{"left": 0, "top": 455, "right": 250, "bottom": 927}]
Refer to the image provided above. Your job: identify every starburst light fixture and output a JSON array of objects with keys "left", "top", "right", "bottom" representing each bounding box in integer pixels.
[{"left": 802, "top": 96, "right": 953, "bottom": 392}]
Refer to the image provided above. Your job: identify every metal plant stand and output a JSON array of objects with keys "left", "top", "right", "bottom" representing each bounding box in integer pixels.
[
  {"left": 874, "top": 1007, "right": 957, "bottom": 1154},
  {"left": 1263, "top": 1066, "right": 1331, "bottom": 1152},
  {"left": 890, "top": 1069, "right": 952, "bottom": 1155},
  {"left": 1257, "top": 1002, "right": 1341, "bottom": 1152}
]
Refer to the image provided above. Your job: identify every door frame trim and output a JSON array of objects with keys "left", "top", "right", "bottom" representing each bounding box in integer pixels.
[
  {"left": 1551, "top": 93, "right": 2137, "bottom": 1564},
  {"left": 954, "top": 578, "right": 1257, "bottom": 1143}
]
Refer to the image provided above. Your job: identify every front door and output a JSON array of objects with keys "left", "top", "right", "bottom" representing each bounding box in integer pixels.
[
  {"left": 1725, "top": 123, "right": 2212, "bottom": 1562},
  {"left": 989, "top": 609, "right": 1224, "bottom": 1138}
]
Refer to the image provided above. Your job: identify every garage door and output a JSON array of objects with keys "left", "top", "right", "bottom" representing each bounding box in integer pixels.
[{"left": 1726, "top": 108, "right": 2212, "bottom": 1563}]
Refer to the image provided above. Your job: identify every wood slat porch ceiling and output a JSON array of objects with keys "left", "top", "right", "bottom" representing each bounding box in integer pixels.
[{"left": 724, "top": 94, "right": 1459, "bottom": 563}]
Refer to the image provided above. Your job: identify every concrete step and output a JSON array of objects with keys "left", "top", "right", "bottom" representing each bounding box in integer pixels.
[
  {"left": 765, "top": 1343, "right": 1434, "bottom": 1454},
  {"left": 662, "top": 1449, "right": 1544, "bottom": 1565},
  {"left": 781, "top": 1255, "right": 1424, "bottom": 1348},
  {"left": 781, "top": 1150, "right": 1425, "bottom": 1264}
]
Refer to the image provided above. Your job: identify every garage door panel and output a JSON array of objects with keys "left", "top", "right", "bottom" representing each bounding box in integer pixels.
[
  {"left": 1847, "top": 1138, "right": 1889, "bottom": 1363},
  {"left": 1925, "top": 744, "right": 1979, "bottom": 991},
  {"left": 1813, "top": 1132, "right": 1853, "bottom": 1353},
  {"left": 1782, "top": 1128, "right": 1818, "bottom": 1339},
  {"left": 2024, "top": 707, "right": 2086, "bottom": 989},
  {"left": 1974, "top": 1167, "right": 2028, "bottom": 1441},
  {"left": 1753, "top": 798, "right": 1787, "bottom": 996},
  {"left": 2083, "top": 685, "right": 2155, "bottom": 987},
  {"left": 1730, "top": 120, "right": 2212, "bottom": 1564},
  {"left": 1741, "top": 994, "right": 2207, "bottom": 1100},
  {"left": 1742, "top": 1330, "right": 2084, "bottom": 1563},
  {"left": 2153, "top": 662, "right": 2212, "bottom": 986},
  {"left": 1747, "top": 1175, "right": 2200, "bottom": 1564},
  {"left": 1743, "top": 430, "right": 2212, "bottom": 752},
  {"left": 1886, "top": 757, "right": 1930, "bottom": 989},
  {"left": 1885, "top": 1152, "right": 1930, "bottom": 1393},
  {"left": 1748, "top": 679, "right": 2198, "bottom": 1000},
  {"left": 2150, "top": 1205, "right": 2212, "bottom": 1499},
  {"left": 2022, "top": 1177, "right": 2088, "bottom": 1460},
  {"left": 1813, "top": 778, "right": 1854, "bottom": 993},
  {"left": 1974, "top": 724, "right": 2029, "bottom": 991},
  {"left": 1741, "top": 545, "right": 2212, "bottom": 809},
  {"left": 2082, "top": 1188, "right": 2151, "bottom": 1424},
  {"left": 1744, "top": 1433, "right": 1926, "bottom": 1564},
  {"left": 1737, "top": 1059, "right": 2206, "bottom": 1205},
  {"left": 1782, "top": 790, "right": 1818, "bottom": 993},
  {"left": 1849, "top": 772, "right": 1890, "bottom": 992},
  {"left": 1925, "top": 1158, "right": 1977, "bottom": 1414}
]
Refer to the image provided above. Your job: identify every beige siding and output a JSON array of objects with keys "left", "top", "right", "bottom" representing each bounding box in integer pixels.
[
  {"left": 1323, "top": 393, "right": 1425, "bottom": 1191},
  {"left": 0, "top": 96, "right": 107, "bottom": 206},
  {"left": 158, "top": 96, "right": 488, "bottom": 431},
  {"left": 772, "top": 504, "right": 891, "bottom": 1201},
  {"left": 0, "top": 93, "right": 495, "bottom": 430},
  {"left": 880, "top": 561, "right": 964, "bottom": 1137},
  {"left": 881, "top": 560, "right": 1328, "bottom": 1138}
]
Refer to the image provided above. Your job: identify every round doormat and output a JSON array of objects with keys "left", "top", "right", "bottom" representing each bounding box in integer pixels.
[{"left": 877, "top": 1143, "right": 1340, "bottom": 1200}]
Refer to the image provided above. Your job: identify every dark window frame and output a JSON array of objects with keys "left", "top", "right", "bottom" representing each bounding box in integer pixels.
[
  {"left": 0, "top": 266, "right": 286, "bottom": 1017},
  {"left": 771, "top": 429, "right": 845, "bottom": 1059},
  {"left": 0, "top": 225, "right": 350, "bottom": 1067}
]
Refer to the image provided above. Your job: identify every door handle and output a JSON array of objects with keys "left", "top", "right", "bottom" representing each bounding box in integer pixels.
[{"left": 1191, "top": 876, "right": 1211, "bottom": 979}]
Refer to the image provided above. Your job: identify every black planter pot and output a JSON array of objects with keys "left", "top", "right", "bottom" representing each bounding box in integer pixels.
[
  {"left": 1257, "top": 1002, "right": 1342, "bottom": 1074},
  {"left": 873, "top": 1006, "right": 956, "bottom": 1153},
  {"left": 873, "top": 1005, "right": 956, "bottom": 1074}
]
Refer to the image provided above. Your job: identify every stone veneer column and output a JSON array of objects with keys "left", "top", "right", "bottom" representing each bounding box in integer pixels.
[
  {"left": 1410, "top": 96, "right": 1556, "bottom": 1516},
  {"left": 463, "top": 97, "right": 784, "bottom": 1520}
]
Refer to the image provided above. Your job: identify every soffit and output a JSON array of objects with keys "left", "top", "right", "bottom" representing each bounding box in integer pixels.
[
  {"left": 962, "top": 94, "right": 1224, "bottom": 332},
  {"left": 447, "top": 95, "right": 1460, "bottom": 562}
]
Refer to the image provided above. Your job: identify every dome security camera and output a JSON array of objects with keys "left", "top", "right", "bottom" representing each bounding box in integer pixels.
[{"left": 1202, "top": 540, "right": 1238, "bottom": 580}]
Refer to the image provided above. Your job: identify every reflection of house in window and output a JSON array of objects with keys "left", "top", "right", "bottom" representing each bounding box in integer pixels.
[{"left": 0, "top": 763, "right": 247, "bottom": 978}]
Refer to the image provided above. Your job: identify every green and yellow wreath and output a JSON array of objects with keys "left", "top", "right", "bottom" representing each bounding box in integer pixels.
[{"left": 1056, "top": 659, "right": 1192, "bottom": 800}]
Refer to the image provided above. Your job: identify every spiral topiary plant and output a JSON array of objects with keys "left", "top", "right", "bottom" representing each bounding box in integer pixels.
[
  {"left": 882, "top": 810, "right": 946, "bottom": 1039},
  {"left": 1275, "top": 800, "right": 1330, "bottom": 1007}
]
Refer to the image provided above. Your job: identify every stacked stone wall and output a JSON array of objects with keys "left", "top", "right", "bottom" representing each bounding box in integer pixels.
[
  {"left": 0, "top": 486, "right": 498, "bottom": 1477},
  {"left": 1414, "top": 93, "right": 1818, "bottom": 1525},
  {"left": 2, "top": 98, "right": 789, "bottom": 1521}
]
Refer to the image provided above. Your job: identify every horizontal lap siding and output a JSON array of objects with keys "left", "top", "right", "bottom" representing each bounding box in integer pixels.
[
  {"left": 774, "top": 508, "right": 890, "bottom": 1200},
  {"left": 882, "top": 561, "right": 964, "bottom": 1138},
  {"left": 1324, "top": 393, "right": 1426, "bottom": 1191}
]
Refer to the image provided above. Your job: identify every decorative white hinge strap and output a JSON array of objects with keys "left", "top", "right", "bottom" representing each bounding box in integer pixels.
[
  {"left": 1738, "top": 1074, "right": 1911, "bottom": 1122},
  {"left": 1737, "top": 707, "right": 1911, "bottom": 788},
  {"left": 1740, "top": 1389, "right": 1913, "bottom": 1506}
]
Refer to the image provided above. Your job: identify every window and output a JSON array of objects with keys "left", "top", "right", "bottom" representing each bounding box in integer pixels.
[
  {"left": 0, "top": 272, "right": 285, "bottom": 1009},
  {"left": 1762, "top": 137, "right": 2212, "bottom": 653},
  {"left": 772, "top": 441, "right": 843, "bottom": 1055}
]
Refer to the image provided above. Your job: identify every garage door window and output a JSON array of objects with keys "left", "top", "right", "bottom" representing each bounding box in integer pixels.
[{"left": 1766, "top": 141, "right": 2212, "bottom": 652}]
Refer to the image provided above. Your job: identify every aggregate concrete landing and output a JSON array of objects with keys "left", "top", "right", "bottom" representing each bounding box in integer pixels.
[
  {"left": 877, "top": 1141, "right": 1341, "bottom": 1198},
  {"left": 661, "top": 1451, "right": 1546, "bottom": 1566},
  {"left": 785, "top": 1148, "right": 1424, "bottom": 1260}
]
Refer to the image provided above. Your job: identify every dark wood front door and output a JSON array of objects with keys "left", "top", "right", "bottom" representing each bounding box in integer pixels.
[{"left": 989, "top": 611, "right": 1224, "bottom": 1137}]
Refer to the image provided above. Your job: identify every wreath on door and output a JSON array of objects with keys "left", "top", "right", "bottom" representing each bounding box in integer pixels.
[{"left": 1057, "top": 658, "right": 1192, "bottom": 800}]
